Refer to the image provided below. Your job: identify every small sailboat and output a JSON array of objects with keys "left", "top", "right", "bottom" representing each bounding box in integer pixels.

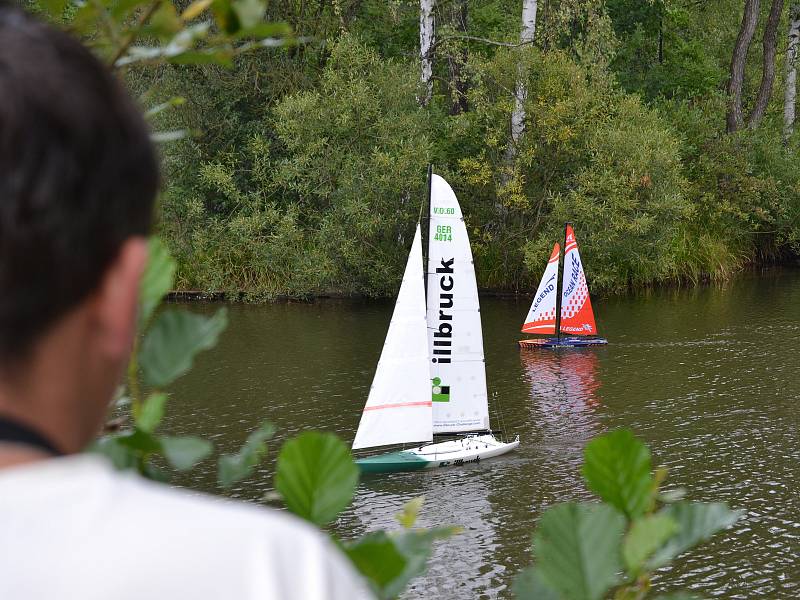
[
  {"left": 353, "top": 172, "right": 519, "bottom": 474},
  {"left": 519, "top": 223, "right": 608, "bottom": 349}
]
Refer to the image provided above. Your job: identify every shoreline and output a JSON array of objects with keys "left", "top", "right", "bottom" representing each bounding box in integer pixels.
[{"left": 166, "top": 263, "right": 799, "bottom": 304}]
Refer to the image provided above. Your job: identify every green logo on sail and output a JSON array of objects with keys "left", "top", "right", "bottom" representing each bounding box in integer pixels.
[{"left": 431, "top": 377, "right": 450, "bottom": 402}]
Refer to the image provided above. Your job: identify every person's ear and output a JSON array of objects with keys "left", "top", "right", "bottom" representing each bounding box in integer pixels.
[{"left": 90, "top": 237, "right": 148, "bottom": 359}]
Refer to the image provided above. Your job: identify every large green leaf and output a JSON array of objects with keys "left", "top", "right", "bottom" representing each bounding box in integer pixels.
[
  {"left": 623, "top": 513, "right": 678, "bottom": 577},
  {"left": 647, "top": 502, "right": 742, "bottom": 569},
  {"left": 582, "top": 428, "right": 654, "bottom": 519},
  {"left": 116, "top": 429, "right": 162, "bottom": 453},
  {"left": 135, "top": 392, "right": 168, "bottom": 434},
  {"left": 344, "top": 532, "right": 408, "bottom": 599},
  {"left": 90, "top": 436, "right": 137, "bottom": 470},
  {"left": 274, "top": 431, "right": 359, "bottom": 526},
  {"left": 512, "top": 567, "right": 560, "bottom": 600},
  {"left": 139, "top": 237, "right": 176, "bottom": 329},
  {"left": 396, "top": 496, "right": 425, "bottom": 529},
  {"left": 140, "top": 308, "right": 228, "bottom": 387},
  {"left": 218, "top": 420, "right": 276, "bottom": 488},
  {"left": 160, "top": 435, "right": 213, "bottom": 471},
  {"left": 343, "top": 525, "right": 457, "bottom": 599},
  {"left": 387, "top": 527, "right": 459, "bottom": 599},
  {"left": 534, "top": 502, "right": 626, "bottom": 600}
]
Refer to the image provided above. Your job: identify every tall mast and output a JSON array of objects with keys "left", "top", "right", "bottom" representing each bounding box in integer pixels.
[
  {"left": 554, "top": 221, "right": 571, "bottom": 339},
  {"left": 423, "top": 164, "right": 432, "bottom": 300}
]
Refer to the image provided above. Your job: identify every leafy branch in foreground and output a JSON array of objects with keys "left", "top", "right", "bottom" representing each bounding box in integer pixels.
[
  {"left": 273, "top": 431, "right": 460, "bottom": 600},
  {"left": 93, "top": 236, "right": 253, "bottom": 484},
  {"left": 93, "top": 237, "right": 454, "bottom": 596},
  {"left": 37, "top": 0, "right": 296, "bottom": 143},
  {"left": 514, "top": 429, "right": 743, "bottom": 600},
  {"left": 39, "top": 0, "right": 293, "bottom": 71}
]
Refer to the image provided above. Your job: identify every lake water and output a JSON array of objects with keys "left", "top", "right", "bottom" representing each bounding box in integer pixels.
[{"left": 164, "top": 268, "right": 800, "bottom": 598}]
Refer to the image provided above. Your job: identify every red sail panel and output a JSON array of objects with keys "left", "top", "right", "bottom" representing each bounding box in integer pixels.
[
  {"left": 521, "top": 243, "right": 560, "bottom": 334},
  {"left": 559, "top": 225, "right": 598, "bottom": 336}
]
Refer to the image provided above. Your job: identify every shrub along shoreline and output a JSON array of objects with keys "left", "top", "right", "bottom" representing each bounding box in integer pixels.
[{"left": 149, "top": 10, "right": 800, "bottom": 300}]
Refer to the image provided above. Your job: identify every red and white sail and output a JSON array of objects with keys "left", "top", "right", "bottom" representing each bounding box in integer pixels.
[
  {"left": 559, "top": 225, "right": 598, "bottom": 336},
  {"left": 521, "top": 243, "right": 560, "bottom": 334}
]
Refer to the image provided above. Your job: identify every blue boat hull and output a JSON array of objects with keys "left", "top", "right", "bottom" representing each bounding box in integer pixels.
[{"left": 519, "top": 337, "right": 608, "bottom": 349}]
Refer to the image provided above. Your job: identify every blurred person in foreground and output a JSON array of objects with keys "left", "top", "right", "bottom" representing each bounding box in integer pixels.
[{"left": 0, "top": 6, "right": 370, "bottom": 599}]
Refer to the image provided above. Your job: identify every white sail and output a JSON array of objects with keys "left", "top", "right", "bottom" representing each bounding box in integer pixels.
[
  {"left": 352, "top": 225, "right": 432, "bottom": 450},
  {"left": 521, "top": 243, "right": 560, "bottom": 334},
  {"left": 427, "top": 174, "right": 490, "bottom": 434}
]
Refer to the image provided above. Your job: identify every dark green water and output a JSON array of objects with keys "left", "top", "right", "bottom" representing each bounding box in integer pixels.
[{"left": 164, "top": 268, "right": 800, "bottom": 598}]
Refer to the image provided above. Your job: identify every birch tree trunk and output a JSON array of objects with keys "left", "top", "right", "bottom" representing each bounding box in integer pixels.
[
  {"left": 747, "top": 0, "right": 785, "bottom": 128},
  {"left": 504, "top": 0, "right": 538, "bottom": 163},
  {"left": 784, "top": 5, "right": 800, "bottom": 142},
  {"left": 419, "top": 0, "right": 435, "bottom": 106},
  {"left": 447, "top": 0, "right": 469, "bottom": 115},
  {"left": 727, "top": 0, "right": 761, "bottom": 133}
]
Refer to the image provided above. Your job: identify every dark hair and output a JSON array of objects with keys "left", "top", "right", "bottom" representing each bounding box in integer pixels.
[{"left": 0, "top": 6, "right": 159, "bottom": 360}]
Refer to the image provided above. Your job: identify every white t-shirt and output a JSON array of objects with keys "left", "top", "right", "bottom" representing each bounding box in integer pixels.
[{"left": 0, "top": 454, "right": 372, "bottom": 600}]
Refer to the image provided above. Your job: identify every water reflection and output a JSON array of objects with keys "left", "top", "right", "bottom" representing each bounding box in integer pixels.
[
  {"left": 520, "top": 348, "right": 601, "bottom": 435},
  {"left": 345, "top": 467, "right": 500, "bottom": 598}
]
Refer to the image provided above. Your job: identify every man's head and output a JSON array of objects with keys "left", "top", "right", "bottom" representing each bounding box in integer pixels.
[{"left": 0, "top": 6, "right": 159, "bottom": 453}]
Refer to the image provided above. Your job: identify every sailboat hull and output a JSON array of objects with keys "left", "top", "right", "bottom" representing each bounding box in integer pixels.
[
  {"left": 518, "top": 337, "right": 608, "bottom": 349},
  {"left": 356, "top": 434, "right": 519, "bottom": 474}
]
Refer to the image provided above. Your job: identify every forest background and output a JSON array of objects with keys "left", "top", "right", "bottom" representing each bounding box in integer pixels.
[{"left": 139, "top": 0, "right": 800, "bottom": 299}]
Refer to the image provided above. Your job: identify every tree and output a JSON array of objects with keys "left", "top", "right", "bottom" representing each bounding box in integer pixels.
[
  {"left": 505, "top": 0, "right": 538, "bottom": 162},
  {"left": 726, "top": 0, "right": 761, "bottom": 132},
  {"left": 446, "top": 0, "right": 469, "bottom": 115},
  {"left": 784, "top": 4, "right": 800, "bottom": 141},
  {"left": 419, "top": 0, "right": 435, "bottom": 105},
  {"left": 748, "top": 0, "right": 785, "bottom": 128}
]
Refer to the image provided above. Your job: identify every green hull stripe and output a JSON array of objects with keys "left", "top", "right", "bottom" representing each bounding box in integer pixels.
[{"left": 356, "top": 450, "right": 429, "bottom": 474}]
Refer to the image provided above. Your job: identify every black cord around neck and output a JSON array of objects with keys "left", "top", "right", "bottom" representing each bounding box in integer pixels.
[{"left": 0, "top": 415, "right": 63, "bottom": 456}]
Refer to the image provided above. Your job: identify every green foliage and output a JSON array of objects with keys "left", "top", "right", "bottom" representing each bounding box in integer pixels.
[
  {"left": 135, "top": 392, "right": 168, "bottom": 434},
  {"left": 93, "top": 236, "right": 251, "bottom": 485},
  {"left": 128, "top": 0, "right": 798, "bottom": 298},
  {"left": 139, "top": 237, "right": 176, "bottom": 328},
  {"left": 140, "top": 307, "right": 228, "bottom": 387},
  {"left": 623, "top": 513, "right": 677, "bottom": 576},
  {"left": 274, "top": 431, "right": 360, "bottom": 526},
  {"left": 533, "top": 503, "right": 626, "bottom": 600},
  {"left": 516, "top": 429, "right": 742, "bottom": 599},
  {"left": 91, "top": 239, "right": 452, "bottom": 597},
  {"left": 342, "top": 498, "right": 461, "bottom": 600},
  {"left": 218, "top": 420, "right": 276, "bottom": 488},
  {"left": 158, "top": 34, "right": 434, "bottom": 298},
  {"left": 34, "top": 0, "right": 292, "bottom": 70},
  {"left": 159, "top": 435, "right": 214, "bottom": 470},
  {"left": 582, "top": 429, "right": 654, "bottom": 520},
  {"left": 647, "top": 502, "right": 742, "bottom": 570}
]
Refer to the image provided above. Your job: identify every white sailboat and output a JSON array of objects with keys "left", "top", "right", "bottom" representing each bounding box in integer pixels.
[{"left": 353, "top": 173, "right": 519, "bottom": 474}]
